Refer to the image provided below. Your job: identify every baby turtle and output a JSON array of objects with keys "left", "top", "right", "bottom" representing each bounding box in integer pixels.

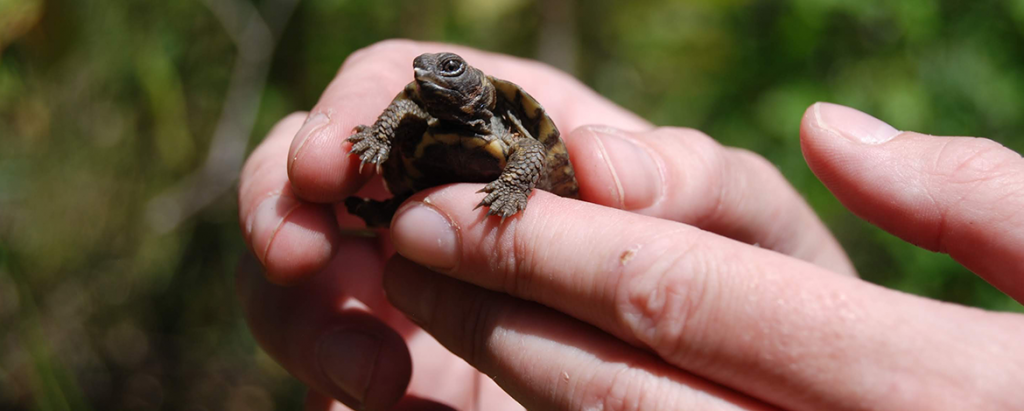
[{"left": 344, "top": 52, "right": 579, "bottom": 227}]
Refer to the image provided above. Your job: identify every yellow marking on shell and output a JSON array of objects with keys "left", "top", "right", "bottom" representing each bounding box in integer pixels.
[
  {"left": 413, "top": 132, "right": 460, "bottom": 159},
  {"left": 433, "top": 132, "right": 460, "bottom": 145},
  {"left": 484, "top": 140, "right": 508, "bottom": 168},
  {"left": 461, "top": 135, "right": 488, "bottom": 149},
  {"left": 492, "top": 78, "right": 517, "bottom": 101},
  {"left": 491, "top": 77, "right": 578, "bottom": 199},
  {"left": 519, "top": 92, "right": 542, "bottom": 121},
  {"left": 538, "top": 121, "right": 557, "bottom": 142},
  {"left": 413, "top": 133, "right": 438, "bottom": 159}
]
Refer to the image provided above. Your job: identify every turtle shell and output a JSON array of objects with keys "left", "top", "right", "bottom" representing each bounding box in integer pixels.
[
  {"left": 490, "top": 77, "right": 579, "bottom": 198},
  {"left": 379, "top": 77, "right": 579, "bottom": 200}
]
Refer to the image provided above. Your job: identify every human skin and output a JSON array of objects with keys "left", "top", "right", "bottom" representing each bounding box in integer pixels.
[{"left": 236, "top": 40, "right": 1024, "bottom": 410}]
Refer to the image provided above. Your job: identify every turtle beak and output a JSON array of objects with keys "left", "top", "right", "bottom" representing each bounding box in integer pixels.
[
  {"left": 414, "top": 67, "right": 446, "bottom": 93},
  {"left": 414, "top": 68, "right": 437, "bottom": 89},
  {"left": 413, "top": 53, "right": 433, "bottom": 81}
]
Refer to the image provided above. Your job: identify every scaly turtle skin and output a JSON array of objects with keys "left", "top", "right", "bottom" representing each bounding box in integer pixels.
[{"left": 344, "top": 52, "right": 579, "bottom": 227}]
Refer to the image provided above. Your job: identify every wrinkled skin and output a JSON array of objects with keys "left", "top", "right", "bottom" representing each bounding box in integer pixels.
[{"left": 238, "top": 40, "right": 1024, "bottom": 411}]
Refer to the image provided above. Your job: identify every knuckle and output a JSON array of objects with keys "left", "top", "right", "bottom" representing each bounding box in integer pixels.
[
  {"left": 926, "top": 137, "right": 1024, "bottom": 250},
  {"left": 600, "top": 368, "right": 649, "bottom": 411},
  {"left": 653, "top": 127, "right": 730, "bottom": 223},
  {"left": 726, "top": 147, "right": 787, "bottom": 208},
  {"left": 451, "top": 291, "right": 502, "bottom": 367},
  {"left": 485, "top": 217, "right": 543, "bottom": 301},
  {"left": 726, "top": 146, "right": 797, "bottom": 229},
  {"left": 930, "top": 137, "right": 1022, "bottom": 185},
  {"left": 730, "top": 147, "right": 784, "bottom": 181},
  {"left": 505, "top": 225, "right": 536, "bottom": 298},
  {"left": 614, "top": 234, "right": 714, "bottom": 364},
  {"left": 653, "top": 125, "right": 723, "bottom": 166},
  {"left": 575, "top": 365, "right": 660, "bottom": 411},
  {"left": 649, "top": 126, "right": 715, "bottom": 143},
  {"left": 650, "top": 125, "right": 726, "bottom": 176}
]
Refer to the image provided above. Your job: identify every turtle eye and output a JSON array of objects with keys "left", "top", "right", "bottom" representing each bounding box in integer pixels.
[{"left": 439, "top": 58, "right": 465, "bottom": 77}]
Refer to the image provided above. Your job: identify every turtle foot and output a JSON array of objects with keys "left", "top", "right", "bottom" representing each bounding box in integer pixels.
[
  {"left": 476, "top": 179, "right": 530, "bottom": 223},
  {"left": 347, "top": 125, "right": 390, "bottom": 174}
]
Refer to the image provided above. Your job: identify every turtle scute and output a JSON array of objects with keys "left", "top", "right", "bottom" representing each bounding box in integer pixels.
[{"left": 344, "top": 52, "right": 578, "bottom": 228}]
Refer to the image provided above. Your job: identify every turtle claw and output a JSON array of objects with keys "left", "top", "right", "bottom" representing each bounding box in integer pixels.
[
  {"left": 476, "top": 180, "right": 529, "bottom": 223},
  {"left": 348, "top": 124, "right": 390, "bottom": 174}
]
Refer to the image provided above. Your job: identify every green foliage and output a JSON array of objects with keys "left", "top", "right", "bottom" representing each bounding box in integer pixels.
[{"left": 1, "top": 0, "right": 1021, "bottom": 409}]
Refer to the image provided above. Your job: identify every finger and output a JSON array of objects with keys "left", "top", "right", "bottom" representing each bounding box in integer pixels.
[
  {"left": 568, "top": 125, "right": 854, "bottom": 275},
  {"left": 383, "top": 256, "right": 776, "bottom": 411},
  {"left": 389, "top": 185, "right": 1024, "bottom": 410},
  {"left": 287, "top": 39, "right": 651, "bottom": 203},
  {"left": 239, "top": 112, "right": 341, "bottom": 284},
  {"left": 801, "top": 102, "right": 1024, "bottom": 301},
  {"left": 236, "top": 249, "right": 411, "bottom": 410}
]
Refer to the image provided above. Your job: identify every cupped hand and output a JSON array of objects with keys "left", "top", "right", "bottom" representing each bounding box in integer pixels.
[
  {"left": 237, "top": 39, "right": 859, "bottom": 410},
  {"left": 383, "top": 102, "right": 1024, "bottom": 410}
]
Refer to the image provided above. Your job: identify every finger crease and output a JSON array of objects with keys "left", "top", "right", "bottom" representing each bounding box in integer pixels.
[
  {"left": 288, "top": 109, "right": 333, "bottom": 175},
  {"left": 591, "top": 129, "right": 626, "bottom": 209},
  {"left": 260, "top": 200, "right": 304, "bottom": 265},
  {"left": 244, "top": 190, "right": 285, "bottom": 236}
]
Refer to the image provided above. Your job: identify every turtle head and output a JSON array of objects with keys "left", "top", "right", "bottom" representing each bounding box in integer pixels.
[{"left": 413, "top": 52, "right": 496, "bottom": 124}]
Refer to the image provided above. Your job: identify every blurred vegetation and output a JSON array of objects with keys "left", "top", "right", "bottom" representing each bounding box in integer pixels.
[{"left": 2, "top": 0, "right": 1023, "bottom": 409}]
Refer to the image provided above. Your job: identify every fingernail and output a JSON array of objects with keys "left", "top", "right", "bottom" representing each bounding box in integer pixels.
[
  {"left": 814, "top": 102, "right": 900, "bottom": 145},
  {"left": 292, "top": 112, "right": 330, "bottom": 163},
  {"left": 586, "top": 126, "right": 661, "bottom": 209},
  {"left": 247, "top": 194, "right": 302, "bottom": 264},
  {"left": 317, "top": 330, "right": 381, "bottom": 404},
  {"left": 390, "top": 202, "right": 459, "bottom": 270}
]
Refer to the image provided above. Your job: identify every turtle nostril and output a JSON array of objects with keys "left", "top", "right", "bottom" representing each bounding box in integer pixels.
[{"left": 413, "top": 54, "right": 430, "bottom": 70}]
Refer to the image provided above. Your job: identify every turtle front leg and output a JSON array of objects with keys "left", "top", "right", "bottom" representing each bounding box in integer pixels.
[
  {"left": 348, "top": 98, "right": 434, "bottom": 173},
  {"left": 476, "top": 136, "right": 546, "bottom": 222}
]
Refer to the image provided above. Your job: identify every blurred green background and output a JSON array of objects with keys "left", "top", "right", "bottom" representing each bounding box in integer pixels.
[{"left": 2, "top": 0, "right": 1023, "bottom": 409}]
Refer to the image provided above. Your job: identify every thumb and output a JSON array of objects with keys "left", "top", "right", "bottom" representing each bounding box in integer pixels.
[{"left": 800, "top": 102, "right": 1024, "bottom": 302}]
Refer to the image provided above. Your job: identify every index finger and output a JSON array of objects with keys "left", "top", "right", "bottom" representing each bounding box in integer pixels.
[
  {"left": 286, "top": 39, "right": 652, "bottom": 203},
  {"left": 387, "top": 185, "right": 1022, "bottom": 410},
  {"left": 802, "top": 102, "right": 1024, "bottom": 301}
]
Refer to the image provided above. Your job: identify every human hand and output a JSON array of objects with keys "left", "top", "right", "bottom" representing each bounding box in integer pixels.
[
  {"left": 383, "top": 102, "right": 1024, "bottom": 410},
  {"left": 236, "top": 40, "right": 856, "bottom": 410}
]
